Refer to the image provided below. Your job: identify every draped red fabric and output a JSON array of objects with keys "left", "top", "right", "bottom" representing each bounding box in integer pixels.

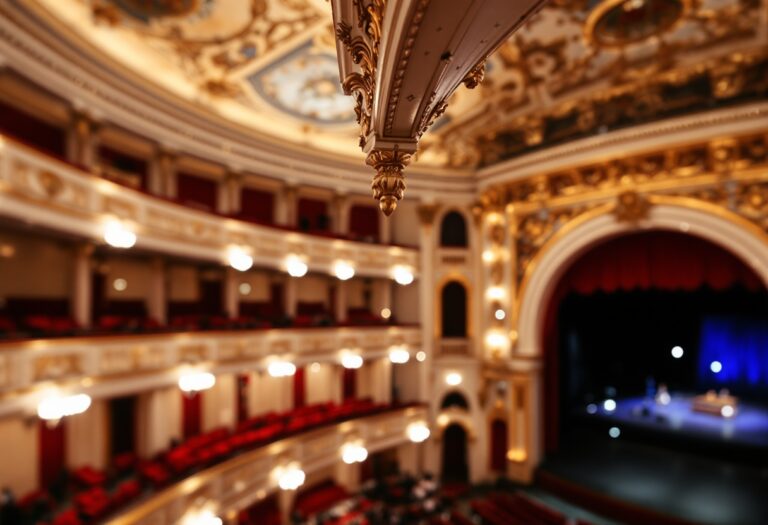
[
  {"left": 490, "top": 419, "right": 508, "bottom": 472},
  {"left": 39, "top": 420, "right": 66, "bottom": 489},
  {"left": 293, "top": 367, "right": 306, "bottom": 409},
  {"left": 342, "top": 368, "right": 357, "bottom": 401},
  {"left": 349, "top": 205, "right": 380, "bottom": 241},
  {"left": 564, "top": 232, "right": 761, "bottom": 295},
  {"left": 542, "top": 231, "right": 764, "bottom": 455},
  {"left": 182, "top": 392, "right": 202, "bottom": 439},
  {"left": 240, "top": 187, "right": 275, "bottom": 224},
  {"left": 177, "top": 173, "right": 218, "bottom": 212},
  {"left": 298, "top": 198, "right": 329, "bottom": 232}
]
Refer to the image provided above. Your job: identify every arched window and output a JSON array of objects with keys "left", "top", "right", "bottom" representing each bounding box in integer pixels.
[
  {"left": 440, "top": 211, "right": 468, "bottom": 247},
  {"left": 441, "top": 281, "right": 467, "bottom": 337},
  {"left": 440, "top": 391, "right": 469, "bottom": 410}
]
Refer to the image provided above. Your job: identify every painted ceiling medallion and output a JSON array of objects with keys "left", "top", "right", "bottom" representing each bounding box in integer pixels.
[
  {"left": 106, "top": 0, "right": 210, "bottom": 21},
  {"left": 587, "top": 0, "right": 687, "bottom": 46}
]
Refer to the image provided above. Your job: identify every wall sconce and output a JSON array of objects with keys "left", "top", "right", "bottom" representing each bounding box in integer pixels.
[
  {"left": 285, "top": 255, "right": 308, "bottom": 277},
  {"left": 388, "top": 345, "right": 410, "bottom": 364},
  {"left": 37, "top": 393, "right": 92, "bottom": 422},
  {"left": 407, "top": 422, "right": 430, "bottom": 443},
  {"left": 341, "top": 441, "right": 368, "bottom": 464},
  {"left": 274, "top": 462, "right": 306, "bottom": 491},
  {"left": 392, "top": 265, "right": 414, "bottom": 285},
  {"left": 340, "top": 351, "right": 363, "bottom": 369},
  {"left": 228, "top": 246, "right": 253, "bottom": 271},
  {"left": 268, "top": 361, "right": 297, "bottom": 378},
  {"left": 178, "top": 372, "right": 216, "bottom": 393},
  {"left": 333, "top": 260, "right": 355, "bottom": 280},
  {"left": 103, "top": 219, "right": 136, "bottom": 248}
]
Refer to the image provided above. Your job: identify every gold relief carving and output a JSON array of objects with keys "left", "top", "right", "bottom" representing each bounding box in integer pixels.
[
  {"left": 463, "top": 61, "right": 486, "bottom": 89},
  {"left": 103, "top": 197, "right": 138, "bottom": 221},
  {"left": 180, "top": 344, "right": 207, "bottom": 363},
  {"left": 100, "top": 348, "right": 137, "bottom": 374},
  {"left": 614, "top": 191, "right": 651, "bottom": 223},
  {"left": 34, "top": 354, "right": 81, "bottom": 381},
  {"left": 367, "top": 147, "right": 412, "bottom": 216},
  {"left": 38, "top": 171, "right": 64, "bottom": 198},
  {"left": 137, "top": 345, "right": 167, "bottom": 369},
  {"left": 416, "top": 204, "right": 440, "bottom": 226},
  {"left": 0, "top": 356, "right": 9, "bottom": 388}
]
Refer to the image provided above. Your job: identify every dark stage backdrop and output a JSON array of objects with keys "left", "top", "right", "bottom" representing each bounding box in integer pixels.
[{"left": 699, "top": 317, "right": 768, "bottom": 395}]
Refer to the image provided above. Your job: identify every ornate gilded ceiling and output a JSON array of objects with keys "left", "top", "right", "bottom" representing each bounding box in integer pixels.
[{"left": 20, "top": 0, "right": 768, "bottom": 170}]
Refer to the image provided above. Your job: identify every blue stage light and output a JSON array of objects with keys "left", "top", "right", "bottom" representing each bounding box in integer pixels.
[
  {"left": 609, "top": 427, "right": 621, "bottom": 438},
  {"left": 710, "top": 360, "right": 723, "bottom": 374},
  {"left": 586, "top": 403, "right": 597, "bottom": 415}
]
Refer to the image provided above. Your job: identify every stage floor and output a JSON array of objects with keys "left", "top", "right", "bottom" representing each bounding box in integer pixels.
[
  {"left": 541, "top": 431, "right": 768, "bottom": 525},
  {"left": 585, "top": 394, "right": 768, "bottom": 448}
]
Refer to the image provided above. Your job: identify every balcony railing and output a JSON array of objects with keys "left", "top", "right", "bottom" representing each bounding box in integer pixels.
[
  {"left": 102, "top": 405, "right": 427, "bottom": 525},
  {"left": 0, "top": 325, "right": 421, "bottom": 417},
  {"left": 0, "top": 136, "right": 419, "bottom": 279}
]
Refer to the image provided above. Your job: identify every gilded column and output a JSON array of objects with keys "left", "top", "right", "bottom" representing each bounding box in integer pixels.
[
  {"left": 332, "top": 192, "right": 350, "bottom": 236},
  {"left": 149, "top": 149, "right": 177, "bottom": 198},
  {"left": 67, "top": 110, "right": 99, "bottom": 169},
  {"left": 276, "top": 184, "right": 298, "bottom": 227},
  {"left": 71, "top": 244, "right": 93, "bottom": 328},
  {"left": 219, "top": 171, "right": 242, "bottom": 215},
  {"left": 147, "top": 257, "right": 166, "bottom": 325},
  {"left": 416, "top": 203, "right": 439, "bottom": 401}
]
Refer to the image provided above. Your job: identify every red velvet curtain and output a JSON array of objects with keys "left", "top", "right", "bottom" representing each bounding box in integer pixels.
[
  {"left": 177, "top": 173, "right": 218, "bottom": 212},
  {"left": 490, "top": 419, "right": 508, "bottom": 472},
  {"left": 342, "top": 368, "right": 357, "bottom": 401},
  {"left": 39, "top": 420, "right": 66, "bottom": 489},
  {"left": 542, "top": 231, "right": 764, "bottom": 455},
  {"left": 182, "top": 392, "right": 202, "bottom": 439},
  {"left": 240, "top": 187, "right": 275, "bottom": 224},
  {"left": 349, "top": 205, "right": 379, "bottom": 241},
  {"left": 293, "top": 367, "right": 306, "bottom": 409}
]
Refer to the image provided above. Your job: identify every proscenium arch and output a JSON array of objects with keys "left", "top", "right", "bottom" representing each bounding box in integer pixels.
[{"left": 516, "top": 196, "right": 768, "bottom": 358}]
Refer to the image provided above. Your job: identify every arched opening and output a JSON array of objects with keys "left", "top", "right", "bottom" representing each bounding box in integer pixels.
[
  {"left": 440, "top": 211, "right": 468, "bottom": 247},
  {"left": 541, "top": 230, "right": 768, "bottom": 460},
  {"left": 441, "top": 423, "right": 469, "bottom": 483},
  {"left": 490, "top": 419, "right": 508, "bottom": 472},
  {"left": 440, "top": 391, "right": 470, "bottom": 410},
  {"left": 441, "top": 281, "right": 467, "bottom": 338}
]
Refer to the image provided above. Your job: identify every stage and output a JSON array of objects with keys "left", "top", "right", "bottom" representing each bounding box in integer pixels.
[
  {"left": 539, "top": 430, "right": 768, "bottom": 525},
  {"left": 583, "top": 394, "right": 768, "bottom": 449}
]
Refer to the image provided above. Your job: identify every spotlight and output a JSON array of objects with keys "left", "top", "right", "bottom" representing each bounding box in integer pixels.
[
  {"left": 228, "top": 247, "right": 253, "bottom": 272},
  {"left": 406, "top": 422, "right": 430, "bottom": 443},
  {"left": 285, "top": 255, "right": 308, "bottom": 277},
  {"left": 103, "top": 220, "right": 136, "bottom": 248},
  {"left": 178, "top": 372, "right": 216, "bottom": 393},
  {"left": 603, "top": 399, "right": 616, "bottom": 412},
  {"left": 609, "top": 427, "right": 621, "bottom": 438},
  {"left": 333, "top": 260, "right": 355, "bottom": 281},
  {"left": 671, "top": 346, "right": 684, "bottom": 359},
  {"left": 721, "top": 405, "right": 735, "bottom": 418},
  {"left": 494, "top": 309, "right": 506, "bottom": 321},
  {"left": 445, "top": 372, "right": 462, "bottom": 386},
  {"left": 586, "top": 403, "right": 597, "bottom": 415},
  {"left": 389, "top": 346, "right": 410, "bottom": 364},
  {"left": 268, "top": 361, "right": 297, "bottom": 378},
  {"left": 392, "top": 265, "right": 414, "bottom": 286},
  {"left": 710, "top": 360, "right": 723, "bottom": 374}
]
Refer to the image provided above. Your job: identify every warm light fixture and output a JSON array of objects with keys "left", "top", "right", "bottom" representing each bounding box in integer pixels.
[
  {"left": 333, "top": 260, "right": 355, "bottom": 280},
  {"left": 486, "top": 286, "right": 505, "bottom": 301},
  {"left": 178, "top": 372, "right": 216, "bottom": 393},
  {"left": 341, "top": 442, "right": 368, "bottom": 464},
  {"left": 239, "top": 282, "right": 252, "bottom": 296},
  {"left": 113, "top": 278, "right": 128, "bottom": 292},
  {"left": 482, "top": 250, "right": 496, "bottom": 263},
  {"left": 310, "top": 362, "right": 321, "bottom": 373},
  {"left": 494, "top": 308, "right": 506, "bottom": 321},
  {"left": 389, "top": 346, "right": 410, "bottom": 364},
  {"left": 183, "top": 510, "right": 223, "bottom": 525},
  {"left": 340, "top": 351, "right": 363, "bottom": 369},
  {"left": 416, "top": 351, "right": 426, "bottom": 362},
  {"left": 392, "top": 265, "right": 414, "bottom": 286},
  {"left": 485, "top": 330, "right": 507, "bottom": 349},
  {"left": 228, "top": 246, "right": 253, "bottom": 272},
  {"left": 275, "top": 463, "right": 306, "bottom": 491},
  {"left": 445, "top": 372, "right": 462, "bottom": 386},
  {"left": 286, "top": 255, "right": 308, "bottom": 277},
  {"left": 268, "top": 361, "right": 297, "bottom": 378},
  {"left": 380, "top": 307, "right": 392, "bottom": 319},
  {"left": 406, "top": 422, "right": 430, "bottom": 443},
  {"left": 37, "top": 393, "right": 92, "bottom": 421},
  {"left": 103, "top": 220, "right": 136, "bottom": 249}
]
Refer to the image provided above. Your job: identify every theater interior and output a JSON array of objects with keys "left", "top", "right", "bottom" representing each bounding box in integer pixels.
[{"left": 0, "top": 0, "right": 766, "bottom": 524}]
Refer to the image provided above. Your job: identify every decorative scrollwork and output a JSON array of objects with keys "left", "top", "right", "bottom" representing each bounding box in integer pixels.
[{"left": 367, "top": 146, "right": 412, "bottom": 216}]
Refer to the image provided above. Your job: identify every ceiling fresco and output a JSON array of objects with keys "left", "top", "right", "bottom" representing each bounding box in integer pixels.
[{"left": 24, "top": 0, "right": 768, "bottom": 169}]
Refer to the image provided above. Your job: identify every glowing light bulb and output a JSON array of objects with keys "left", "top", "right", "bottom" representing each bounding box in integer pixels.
[
  {"left": 445, "top": 372, "right": 462, "bottom": 386},
  {"left": 228, "top": 247, "right": 253, "bottom": 272},
  {"left": 671, "top": 346, "right": 684, "bottom": 359},
  {"left": 494, "top": 309, "right": 506, "bottom": 320},
  {"left": 286, "top": 255, "right": 308, "bottom": 277},
  {"left": 710, "top": 360, "right": 723, "bottom": 373},
  {"left": 103, "top": 220, "right": 136, "bottom": 248},
  {"left": 407, "top": 422, "right": 430, "bottom": 443},
  {"left": 340, "top": 352, "right": 363, "bottom": 369},
  {"left": 268, "top": 361, "right": 297, "bottom": 378},
  {"left": 178, "top": 372, "right": 216, "bottom": 393},
  {"left": 333, "top": 260, "right": 355, "bottom": 280},
  {"left": 388, "top": 346, "right": 410, "bottom": 364},
  {"left": 37, "top": 393, "right": 92, "bottom": 421},
  {"left": 603, "top": 399, "right": 617, "bottom": 412},
  {"left": 392, "top": 265, "right": 414, "bottom": 285}
]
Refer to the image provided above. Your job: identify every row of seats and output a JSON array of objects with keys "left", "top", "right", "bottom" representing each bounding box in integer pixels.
[
  {"left": 32, "top": 399, "right": 398, "bottom": 525},
  {"left": 0, "top": 312, "right": 393, "bottom": 341}
]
